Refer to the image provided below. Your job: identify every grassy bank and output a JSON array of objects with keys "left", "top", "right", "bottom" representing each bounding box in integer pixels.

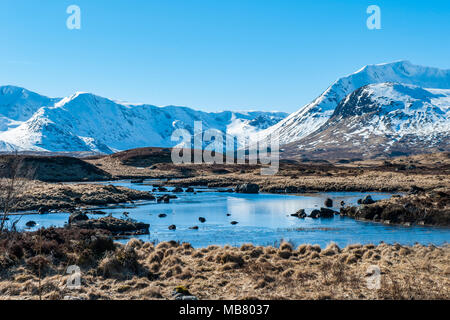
[{"left": 0, "top": 227, "right": 448, "bottom": 300}]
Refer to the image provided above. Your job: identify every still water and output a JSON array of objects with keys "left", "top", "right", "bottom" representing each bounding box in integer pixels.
[{"left": 13, "top": 181, "right": 450, "bottom": 248}]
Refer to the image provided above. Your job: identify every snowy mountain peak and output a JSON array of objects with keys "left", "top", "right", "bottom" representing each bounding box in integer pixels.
[{"left": 261, "top": 61, "right": 450, "bottom": 146}]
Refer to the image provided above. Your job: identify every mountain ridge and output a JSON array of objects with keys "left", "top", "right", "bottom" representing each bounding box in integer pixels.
[
  {"left": 0, "top": 87, "right": 288, "bottom": 153},
  {"left": 259, "top": 60, "right": 450, "bottom": 146},
  {"left": 281, "top": 82, "right": 450, "bottom": 159}
]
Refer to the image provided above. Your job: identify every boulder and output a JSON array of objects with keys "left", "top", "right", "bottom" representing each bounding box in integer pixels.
[
  {"left": 157, "top": 194, "right": 171, "bottom": 203},
  {"left": 235, "top": 183, "right": 259, "bottom": 194},
  {"left": 362, "top": 195, "right": 375, "bottom": 205},
  {"left": 324, "top": 198, "right": 333, "bottom": 207},
  {"left": 157, "top": 186, "right": 168, "bottom": 192},
  {"left": 185, "top": 187, "right": 195, "bottom": 193},
  {"left": 291, "top": 209, "right": 307, "bottom": 218},
  {"left": 25, "top": 221, "right": 37, "bottom": 228},
  {"left": 158, "top": 213, "right": 167, "bottom": 218},
  {"left": 198, "top": 217, "right": 206, "bottom": 223},
  {"left": 230, "top": 221, "right": 239, "bottom": 225},
  {"left": 69, "top": 212, "right": 89, "bottom": 224},
  {"left": 319, "top": 207, "right": 336, "bottom": 218},
  {"left": 309, "top": 210, "right": 321, "bottom": 219},
  {"left": 172, "top": 187, "right": 183, "bottom": 193},
  {"left": 168, "top": 224, "right": 176, "bottom": 230},
  {"left": 309, "top": 208, "right": 337, "bottom": 219}
]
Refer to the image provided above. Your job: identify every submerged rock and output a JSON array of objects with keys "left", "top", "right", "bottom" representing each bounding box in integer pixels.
[
  {"left": 235, "top": 183, "right": 259, "bottom": 194},
  {"left": 198, "top": 217, "right": 206, "bottom": 223},
  {"left": 168, "top": 224, "right": 176, "bottom": 230},
  {"left": 158, "top": 213, "right": 167, "bottom": 218}
]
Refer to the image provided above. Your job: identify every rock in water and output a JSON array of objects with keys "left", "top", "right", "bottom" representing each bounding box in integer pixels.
[
  {"left": 324, "top": 198, "right": 333, "bottom": 207},
  {"left": 69, "top": 212, "right": 89, "bottom": 224},
  {"left": 361, "top": 195, "right": 376, "bottom": 204},
  {"left": 198, "top": 217, "right": 206, "bottom": 223},
  {"left": 230, "top": 221, "right": 238, "bottom": 225},
  {"left": 157, "top": 194, "right": 171, "bottom": 203},
  {"left": 319, "top": 207, "right": 337, "bottom": 218},
  {"left": 235, "top": 183, "right": 260, "bottom": 194},
  {"left": 172, "top": 187, "right": 184, "bottom": 193},
  {"left": 168, "top": 224, "right": 176, "bottom": 230},
  {"left": 309, "top": 210, "right": 321, "bottom": 219},
  {"left": 291, "top": 209, "right": 307, "bottom": 218},
  {"left": 25, "top": 221, "right": 37, "bottom": 227}
]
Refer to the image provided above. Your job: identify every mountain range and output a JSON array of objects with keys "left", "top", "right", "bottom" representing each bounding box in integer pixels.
[
  {"left": 0, "top": 86, "right": 287, "bottom": 154},
  {"left": 0, "top": 60, "right": 449, "bottom": 159}
]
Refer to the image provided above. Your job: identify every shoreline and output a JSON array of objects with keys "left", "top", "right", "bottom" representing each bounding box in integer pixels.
[{"left": 3, "top": 179, "right": 449, "bottom": 229}]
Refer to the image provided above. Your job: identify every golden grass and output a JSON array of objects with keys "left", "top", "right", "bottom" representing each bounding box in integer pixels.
[{"left": 0, "top": 240, "right": 448, "bottom": 300}]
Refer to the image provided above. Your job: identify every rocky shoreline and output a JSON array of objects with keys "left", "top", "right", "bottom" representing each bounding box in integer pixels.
[
  {"left": 340, "top": 189, "right": 450, "bottom": 227},
  {"left": 5, "top": 182, "right": 155, "bottom": 213}
]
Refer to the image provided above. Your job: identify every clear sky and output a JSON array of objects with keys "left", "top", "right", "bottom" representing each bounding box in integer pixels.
[{"left": 0, "top": 0, "right": 449, "bottom": 112}]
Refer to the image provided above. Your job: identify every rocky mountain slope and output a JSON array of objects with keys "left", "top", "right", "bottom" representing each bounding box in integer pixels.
[
  {"left": 260, "top": 61, "right": 450, "bottom": 146},
  {"left": 281, "top": 82, "right": 450, "bottom": 159}
]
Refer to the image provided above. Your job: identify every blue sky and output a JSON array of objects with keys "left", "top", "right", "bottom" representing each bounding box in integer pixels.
[{"left": 0, "top": 0, "right": 449, "bottom": 112}]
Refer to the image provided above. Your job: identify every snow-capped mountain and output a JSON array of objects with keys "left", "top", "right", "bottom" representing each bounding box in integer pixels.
[
  {"left": 0, "top": 86, "right": 61, "bottom": 131},
  {"left": 281, "top": 82, "right": 450, "bottom": 159},
  {"left": 0, "top": 87, "right": 287, "bottom": 153},
  {"left": 260, "top": 61, "right": 450, "bottom": 146}
]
